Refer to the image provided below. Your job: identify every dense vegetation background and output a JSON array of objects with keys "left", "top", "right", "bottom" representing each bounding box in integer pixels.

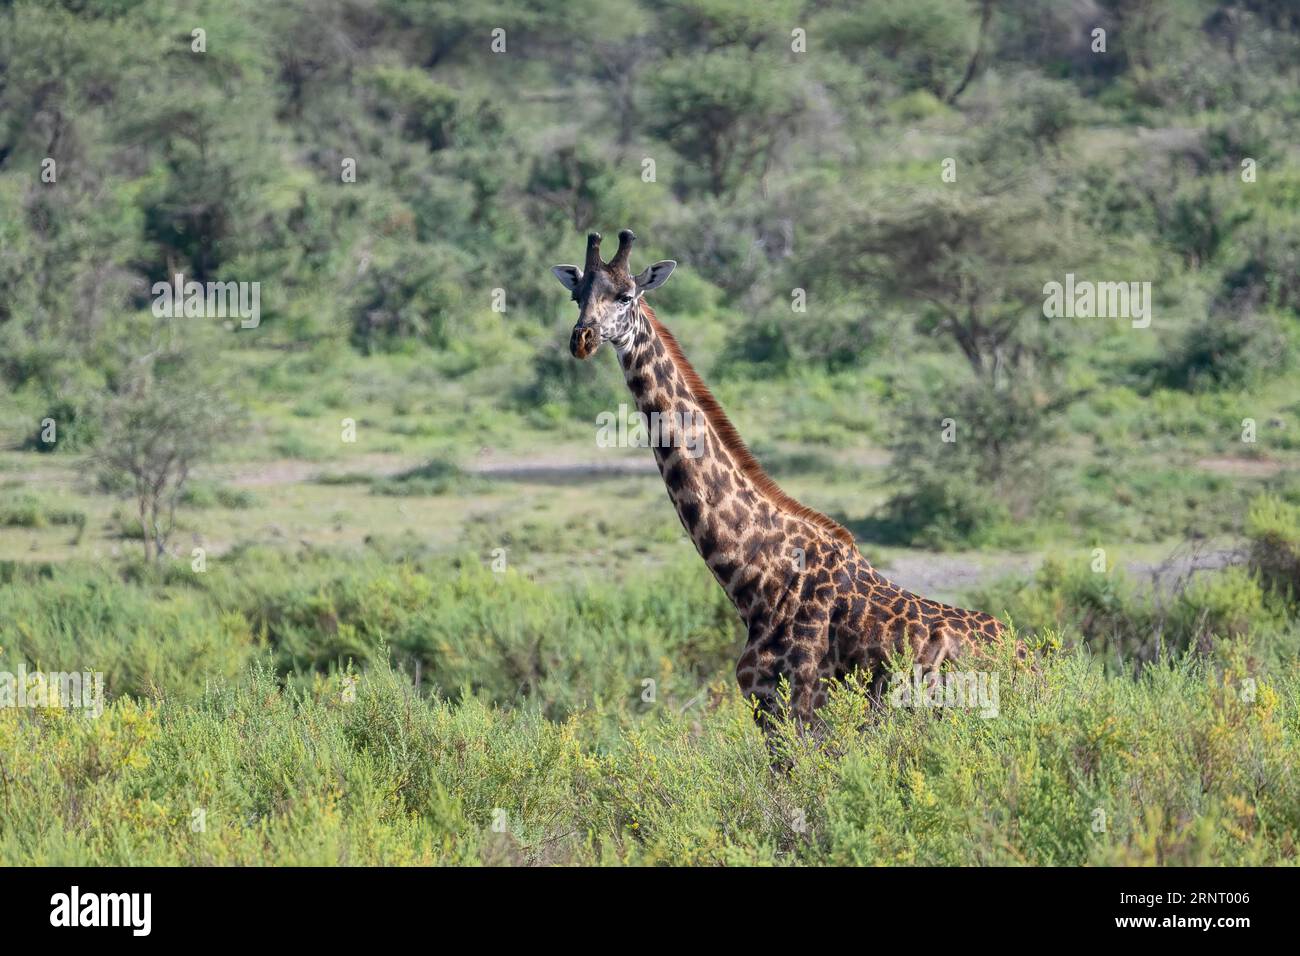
[{"left": 0, "top": 0, "right": 1298, "bottom": 864}]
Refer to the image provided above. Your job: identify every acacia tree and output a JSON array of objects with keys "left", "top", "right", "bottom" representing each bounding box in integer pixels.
[
  {"left": 816, "top": 183, "right": 1083, "bottom": 387},
  {"left": 96, "top": 341, "right": 241, "bottom": 561},
  {"left": 646, "top": 48, "right": 803, "bottom": 198},
  {"left": 805, "top": 176, "right": 1093, "bottom": 542}
]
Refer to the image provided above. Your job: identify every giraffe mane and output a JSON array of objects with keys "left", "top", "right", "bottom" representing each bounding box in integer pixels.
[{"left": 642, "top": 303, "right": 857, "bottom": 548}]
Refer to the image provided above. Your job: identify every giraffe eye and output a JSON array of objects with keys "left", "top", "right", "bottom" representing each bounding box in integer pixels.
[{"left": 618, "top": 293, "right": 633, "bottom": 304}]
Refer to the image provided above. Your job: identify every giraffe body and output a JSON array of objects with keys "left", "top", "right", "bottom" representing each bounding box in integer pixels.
[{"left": 552, "top": 230, "right": 1009, "bottom": 738}]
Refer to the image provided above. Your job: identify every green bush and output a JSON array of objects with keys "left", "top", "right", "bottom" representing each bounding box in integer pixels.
[
  {"left": 975, "top": 557, "right": 1153, "bottom": 658},
  {"left": 977, "top": 552, "right": 1292, "bottom": 664},
  {"left": 0, "top": 549, "right": 737, "bottom": 719},
  {"left": 1221, "top": 223, "right": 1300, "bottom": 315},
  {"left": 21, "top": 398, "right": 99, "bottom": 453},
  {"left": 369, "top": 459, "right": 489, "bottom": 497},
  {"left": 0, "top": 563, "right": 256, "bottom": 700},
  {"left": 870, "top": 376, "right": 1063, "bottom": 549},
  {"left": 1171, "top": 565, "right": 1271, "bottom": 650},
  {"left": 819, "top": 0, "right": 980, "bottom": 100},
  {"left": 0, "top": 492, "right": 86, "bottom": 532},
  {"left": 870, "top": 474, "right": 1014, "bottom": 551},
  {"left": 513, "top": 339, "right": 626, "bottom": 426},
  {"left": 1246, "top": 494, "right": 1300, "bottom": 604},
  {"left": 1153, "top": 308, "right": 1288, "bottom": 392},
  {"left": 1, "top": 648, "right": 1295, "bottom": 865},
  {"left": 180, "top": 481, "right": 257, "bottom": 510}
]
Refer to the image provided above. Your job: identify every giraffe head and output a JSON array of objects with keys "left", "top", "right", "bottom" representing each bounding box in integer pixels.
[{"left": 551, "top": 229, "right": 676, "bottom": 359}]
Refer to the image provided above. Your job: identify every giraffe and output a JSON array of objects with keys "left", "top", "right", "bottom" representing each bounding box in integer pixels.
[{"left": 551, "top": 229, "right": 1014, "bottom": 741}]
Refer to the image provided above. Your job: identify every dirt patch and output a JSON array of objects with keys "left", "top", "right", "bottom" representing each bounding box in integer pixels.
[
  {"left": 468, "top": 458, "right": 657, "bottom": 482},
  {"left": 212, "top": 452, "right": 659, "bottom": 489},
  {"left": 223, "top": 460, "right": 319, "bottom": 487},
  {"left": 882, "top": 545, "right": 1241, "bottom": 601},
  {"left": 216, "top": 455, "right": 421, "bottom": 488},
  {"left": 1195, "top": 456, "right": 1283, "bottom": 477},
  {"left": 1125, "top": 544, "right": 1240, "bottom": 590},
  {"left": 880, "top": 554, "right": 1036, "bottom": 599}
]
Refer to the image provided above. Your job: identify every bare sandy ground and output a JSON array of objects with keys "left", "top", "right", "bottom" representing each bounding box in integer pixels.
[{"left": 879, "top": 544, "right": 1238, "bottom": 599}]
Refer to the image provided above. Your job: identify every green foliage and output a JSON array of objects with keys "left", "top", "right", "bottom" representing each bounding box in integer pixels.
[
  {"left": 93, "top": 325, "right": 245, "bottom": 558},
  {"left": 179, "top": 481, "right": 257, "bottom": 510},
  {"left": 0, "top": 491, "right": 86, "bottom": 532},
  {"left": 1172, "top": 565, "right": 1272, "bottom": 649},
  {"left": 0, "top": 0, "right": 1296, "bottom": 541},
  {"left": 810, "top": 178, "right": 1086, "bottom": 388},
  {"left": 969, "top": 71, "right": 1084, "bottom": 162},
  {"left": 646, "top": 49, "right": 803, "bottom": 198},
  {"left": 1153, "top": 307, "right": 1289, "bottom": 392},
  {"left": 869, "top": 375, "right": 1064, "bottom": 549},
  {"left": 0, "top": 548, "right": 738, "bottom": 716},
  {"left": 1, "top": 641, "right": 1295, "bottom": 865},
  {"left": 870, "top": 473, "right": 1014, "bottom": 552},
  {"left": 819, "top": 0, "right": 980, "bottom": 100},
  {"left": 361, "top": 66, "right": 470, "bottom": 152},
  {"left": 350, "top": 242, "right": 470, "bottom": 353},
  {"left": 975, "top": 556, "right": 1295, "bottom": 664},
  {"left": 20, "top": 398, "right": 98, "bottom": 453},
  {"left": 512, "top": 339, "right": 626, "bottom": 425},
  {"left": 1247, "top": 494, "right": 1300, "bottom": 604},
  {"left": 1162, "top": 181, "right": 1254, "bottom": 269},
  {"left": 0, "top": 563, "right": 257, "bottom": 701},
  {"left": 1221, "top": 223, "right": 1300, "bottom": 316},
  {"left": 368, "top": 459, "right": 491, "bottom": 497}
]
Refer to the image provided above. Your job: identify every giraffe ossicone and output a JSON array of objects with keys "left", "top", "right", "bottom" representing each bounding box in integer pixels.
[{"left": 551, "top": 228, "right": 1016, "bottom": 744}]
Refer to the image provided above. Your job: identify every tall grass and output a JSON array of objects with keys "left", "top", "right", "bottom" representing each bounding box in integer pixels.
[
  {"left": 0, "top": 548, "right": 739, "bottom": 717},
  {"left": 1, "top": 649, "right": 1294, "bottom": 865},
  {"left": 1, "top": 499, "right": 1296, "bottom": 865}
]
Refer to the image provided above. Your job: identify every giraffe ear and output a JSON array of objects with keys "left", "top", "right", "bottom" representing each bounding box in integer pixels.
[
  {"left": 551, "top": 265, "right": 583, "bottom": 292},
  {"left": 634, "top": 260, "right": 676, "bottom": 292}
]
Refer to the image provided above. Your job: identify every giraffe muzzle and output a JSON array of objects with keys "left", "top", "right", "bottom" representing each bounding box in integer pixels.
[{"left": 570, "top": 325, "right": 599, "bottom": 359}]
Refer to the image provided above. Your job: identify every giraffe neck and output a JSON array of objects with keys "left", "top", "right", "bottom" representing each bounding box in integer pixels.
[{"left": 614, "top": 303, "right": 846, "bottom": 622}]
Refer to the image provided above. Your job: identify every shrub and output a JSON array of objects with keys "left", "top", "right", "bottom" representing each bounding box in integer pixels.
[
  {"left": 349, "top": 242, "right": 469, "bottom": 353},
  {"left": 1246, "top": 494, "right": 1300, "bottom": 604},
  {"left": 871, "top": 376, "right": 1065, "bottom": 549},
  {"left": 819, "top": 0, "right": 981, "bottom": 101},
  {"left": 21, "top": 398, "right": 99, "bottom": 453},
  {"left": 0, "top": 493, "right": 86, "bottom": 532},
  {"left": 0, "top": 563, "right": 256, "bottom": 701},
  {"left": 180, "top": 481, "right": 257, "bottom": 510},
  {"left": 95, "top": 342, "right": 243, "bottom": 560},
  {"left": 1220, "top": 223, "right": 1300, "bottom": 315},
  {"left": 2, "top": 649, "right": 1296, "bottom": 865},
  {"left": 975, "top": 557, "right": 1154, "bottom": 659},
  {"left": 977, "top": 555, "right": 1284, "bottom": 663},
  {"left": 369, "top": 459, "right": 489, "bottom": 497},
  {"left": 1154, "top": 308, "right": 1288, "bottom": 391},
  {"left": 513, "top": 339, "right": 625, "bottom": 425},
  {"left": 870, "top": 474, "right": 1013, "bottom": 551},
  {"left": 1170, "top": 565, "right": 1270, "bottom": 651},
  {"left": 1163, "top": 180, "right": 1253, "bottom": 268}
]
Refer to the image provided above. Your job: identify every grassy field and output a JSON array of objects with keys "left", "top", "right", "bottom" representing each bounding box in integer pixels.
[
  {"left": 2, "top": 309, "right": 1299, "bottom": 866},
  {"left": 1, "top": 473, "right": 1298, "bottom": 865},
  {"left": 2, "top": 552, "right": 1297, "bottom": 866}
]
